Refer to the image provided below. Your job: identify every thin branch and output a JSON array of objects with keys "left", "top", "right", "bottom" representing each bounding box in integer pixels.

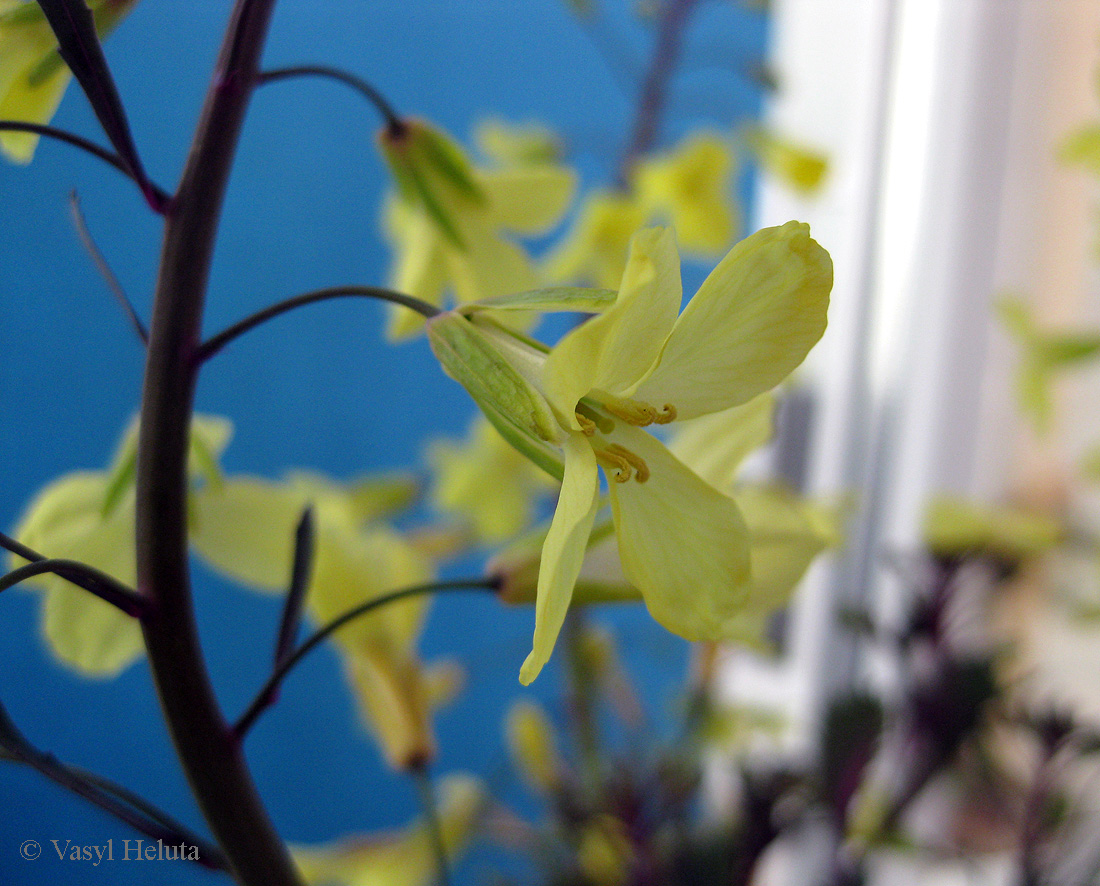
[
  {"left": 257, "top": 65, "right": 403, "bottom": 132},
  {"left": 616, "top": 0, "right": 703, "bottom": 184},
  {"left": 233, "top": 577, "right": 500, "bottom": 740},
  {"left": 69, "top": 191, "right": 149, "bottom": 345},
  {"left": 0, "top": 121, "right": 171, "bottom": 209},
  {"left": 0, "top": 702, "right": 226, "bottom": 870},
  {"left": 196, "top": 286, "right": 443, "bottom": 362},
  {"left": 0, "top": 552, "right": 147, "bottom": 618},
  {"left": 273, "top": 507, "right": 314, "bottom": 669}
]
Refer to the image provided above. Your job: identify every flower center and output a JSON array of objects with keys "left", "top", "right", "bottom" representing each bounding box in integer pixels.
[{"left": 594, "top": 392, "right": 676, "bottom": 427}]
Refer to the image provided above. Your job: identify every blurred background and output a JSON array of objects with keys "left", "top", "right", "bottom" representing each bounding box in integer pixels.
[{"left": 3, "top": 1, "right": 1100, "bottom": 884}]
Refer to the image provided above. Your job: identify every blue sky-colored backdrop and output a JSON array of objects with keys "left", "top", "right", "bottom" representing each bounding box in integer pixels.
[{"left": 0, "top": 2, "right": 767, "bottom": 882}]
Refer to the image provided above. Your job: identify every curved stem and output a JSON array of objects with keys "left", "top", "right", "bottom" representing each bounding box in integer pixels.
[
  {"left": 0, "top": 548, "right": 146, "bottom": 618},
  {"left": 257, "top": 65, "right": 403, "bottom": 131},
  {"left": 0, "top": 121, "right": 171, "bottom": 209},
  {"left": 196, "top": 285, "right": 442, "bottom": 362},
  {"left": 134, "top": 2, "right": 301, "bottom": 885},
  {"left": 233, "top": 578, "right": 500, "bottom": 740}
]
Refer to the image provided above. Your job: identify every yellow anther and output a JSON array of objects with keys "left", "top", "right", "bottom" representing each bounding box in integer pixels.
[
  {"left": 595, "top": 448, "right": 633, "bottom": 483},
  {"left": 601, "top": 396, "right": 658, "bottom": 427},
  {"left": 576, "top": 400, "right": 616, "bottom": 434},
  {"left": 575, "top": 411, "right": 597, "bottom": 436},
  {"left": 654, "top": 404, "right": 677, "bottom": 424},
  {"left": 606, "top": 444, "right": 650, "bottom": 483}
]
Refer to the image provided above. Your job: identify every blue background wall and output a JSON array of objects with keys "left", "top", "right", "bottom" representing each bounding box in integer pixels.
[{"left": 0, "top": 2, "right": 767, "bottom": 883}]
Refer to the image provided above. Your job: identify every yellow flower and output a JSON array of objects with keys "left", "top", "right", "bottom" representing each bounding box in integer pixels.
[
  {"left": 923, "top": 495, "right": 1060, "bottom": 562},
  {"left": 0, "top": 0, "right": 136, "bottom": 163},
  {"left": 541, "top": 189, "right": 648, "bottom": 289},
  {"left": 9, "top": 414, "right": 232, "bottom": 675},
  {"left": 505, "top": 699, "right": 561, "bottom": 793},
  {"left": 379, "top": 118, "right": 576, "bottom": 339},
  {"left": 292, "top": 773, "right": 483, "bottom": 886},
  {"left": 474, "top": 117, "right": 562, "bottom": 168},
  {"left": 741, "top": 125, "right": 828, "bottom": 194},
  {"left": 429, "top": 222, "right": 832, "bottom": 682},
  {"left": 190, "top": 470, "right": 453, "bottom": 770},
  {"left": 632, "top": 132, "right": 738, "bottom": 255},
  {"left": 427, "top": 415, "right": 554, "bottom": 544},
  {"left": 491, "top": 395, "right": 840, "bottom": 654}
]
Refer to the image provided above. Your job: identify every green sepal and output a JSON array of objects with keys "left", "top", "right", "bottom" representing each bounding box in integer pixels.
[
  {"left": 427, "top": 312, "right": 561, "bottom": 446},
  {"left": 461, "top": 287, "right": 617, "bottom": 315}
]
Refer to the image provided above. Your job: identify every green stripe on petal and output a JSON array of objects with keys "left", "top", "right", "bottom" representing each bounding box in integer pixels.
[
  {"left": 519, "top": 433, "right": 600, "bottom": 684},
  {"left": 633, "top": 221, "right": 832, "bottom": 419},
  {"left": 462, "top": 286, "right": 616, "bottom": 315},
  {"left": 542, "top": 227, "right": 682, "bottom": 422},
  {"left": 607, "top": 425, "right": 751, "bottom": 641}
]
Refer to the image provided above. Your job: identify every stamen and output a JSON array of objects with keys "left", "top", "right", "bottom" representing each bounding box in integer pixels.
[
  {"left": 576, "top": 400, "right": 615, "bottom": 433},
  {"left": 606, "top": 444, "right": 650, "bottom": 483},
  {"left": 595, "top": 448, "right": 633, "bottom": 483},
  {"left": 575, "top": 411, "right": 597, "bottom": 436},
  {"left": 601, "top": 397, "right": 658, "bottom": 427},
  {"left": 654, "top": 404, "right": 677, "bottom": 424}
]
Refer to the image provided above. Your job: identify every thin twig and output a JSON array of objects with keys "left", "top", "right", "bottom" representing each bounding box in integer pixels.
[
  {"left": 616, "top": 0, "right": 703, "bottom": 184},
  {"left": 196, "top": 286, "right": 442, "bottom": 363},
  {"left": 0, "top": 121, "right": 171, "bottom": 208},
  {"left": 257, "top": 65, "right": 403, "bottom": 131},
  {"left": 233, "top": 577, "right": 500, "bottom": 740},
  {"left": 0, "top": 705, "right": 227, "bottom": 870},
  {"left": 273, "top": 507, "right": 315, "bottom": 669},
  {"left": 69, "top": 191, "right": 149, "bottom": 344},
  {"left": 0, "top": 551, "right": 147, "bottom": 618}
]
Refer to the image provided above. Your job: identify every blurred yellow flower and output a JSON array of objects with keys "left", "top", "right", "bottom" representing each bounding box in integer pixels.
[
  {"left": 427, "top": 415, "right": 554, "bottom": 544},
  {"left": 632, "top": 132, "right": 738, "bottom": 255},
  {"left": 190, "top": 469, "right": 451, "bottom": 770},
  {"left": 9, "top": 414, "right": 232, "bottom": 675},
  {"left": 542, "top": 189, "right": 648, "bottom": 289},
  {"left": 292, "top": 773, "right": 484, "bottom": 886},
  {"left": 379, "top": 118, "right": 576, "bottom": 338}
]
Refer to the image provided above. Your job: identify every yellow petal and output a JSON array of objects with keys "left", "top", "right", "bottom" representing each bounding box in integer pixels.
[
  {"left": 383, "top": 198, "right": 450, "bottom": 340},
  {"left": 519, "top": 433, "right": 600, "bottom": 684},
  {"left": 542, "top": 227, "right": 681, "bottom": 422},
  {"left": 307, "top": 525, "right": 434, "bottom": 649},
  {"left": 344, "top": 644, "right": 434, "bottom": 770},
  {"left": 190, "top": 477, "right": 309, "bottom": 592},
  {"left": 446, "top": 216, "right": 537, "bottom": 305},
  {"left": 427, "top": 416, "right": 552, "bottom": 543},
  {"left": 479, "top": 165, "right": 577, "bottom": 235},
  {"left": 292, "top": 773, "right": 483, "bottom": 886},
  {"left": 633, "top": 133, "right": 737, "bottom": 255},
  {"left": 506, "top": 699, "right": 561, "bottom": 792},
  {"left": 633, "top": 221, "right": 832, "bottom": 419},
  {"left": 607, "top": 426, "right": 751, "bottom": 641},
  {"left": 541, "top": 190, "right": 648, "bottom": 289},
  {"left": 666, "top": 392, "right": 775, "bottom": 490},
  {"left": 12, "top": 473, "right": 141, "bottom": 675}
]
